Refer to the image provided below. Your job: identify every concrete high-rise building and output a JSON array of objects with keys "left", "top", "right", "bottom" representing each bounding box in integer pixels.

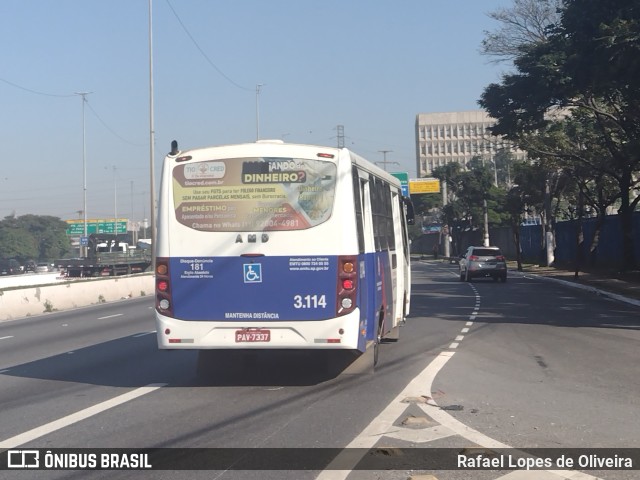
[{"left": 415, "top": 110, "right": 525, "bottom": 178}]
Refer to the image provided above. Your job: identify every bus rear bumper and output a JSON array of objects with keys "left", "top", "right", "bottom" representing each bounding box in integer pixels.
[{"left": 155, "top": 311, "right": 363, "bottom": 351}]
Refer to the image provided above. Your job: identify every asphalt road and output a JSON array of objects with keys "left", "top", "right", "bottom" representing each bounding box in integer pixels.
[{"left": 0, "top": 260, "right": 638, "bottom": 480}]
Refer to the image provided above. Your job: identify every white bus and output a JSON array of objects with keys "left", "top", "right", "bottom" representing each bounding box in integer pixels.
[{"left": 155, "top": 140, "right": 413, "bottom": 373}]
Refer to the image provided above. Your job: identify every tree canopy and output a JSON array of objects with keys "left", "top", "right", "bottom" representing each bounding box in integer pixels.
[
  {"left": 479, "top": 0, "right": 640, "bottom": 269},
  {"left": 0, "top": 215, "right": 71, "bottom": 262}
]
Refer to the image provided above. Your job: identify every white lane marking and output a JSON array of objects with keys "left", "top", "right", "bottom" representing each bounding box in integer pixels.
[
  {"left": 449, "top": 342, "right": 460, "bottom": 349},
  {"left": 132, "top": 331, "right": 155, "bottom": 338},
  {"left": 455, "top": 335, "right": 464, "bottom": 341},
  {"left": 0, "top": 383, "right": 166, "bottom": 449},
  {"left": 316, "top": 352, "right": 457, "bottom": 479},
  {"left": 414, "top": 362, "right": 600, "bottom": 479},
  {"left": 461, "top": 328, "right": 470, "bottom": 333},
  {"left": 317, "top": 273, "right": 597, "bottom": 480},
  {"left": 383, "top": 424, "right": 454, "bottom": 443},
  {"left": 98, "top": 314, "right": 123, "bottom": 320},
  {"left": 0, "top": 336, "right": 14, "bottom": 341},
  {"left": 466, "top": 322, "right": 473, "bottom": 326}
]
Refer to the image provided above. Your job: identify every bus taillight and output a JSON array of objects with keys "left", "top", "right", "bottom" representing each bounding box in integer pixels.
[
  {"left": 336, "top": 255, "right": 357, "bottom": 317},
  {"left": 155, "top": 257, "right": 174, "bottom": 317}
]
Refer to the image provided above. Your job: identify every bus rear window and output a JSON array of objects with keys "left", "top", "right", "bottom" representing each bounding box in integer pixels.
[{"left": 172, "top": 157, "right": 336, "bottom": 232}]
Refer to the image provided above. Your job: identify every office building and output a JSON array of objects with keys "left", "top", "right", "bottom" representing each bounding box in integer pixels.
[{"left": 415, "top": 110, "right": 525, "bottom": 178}]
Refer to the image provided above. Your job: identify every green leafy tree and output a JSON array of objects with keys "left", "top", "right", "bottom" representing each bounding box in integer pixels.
[
  {"left": 480, "top": 0, "right": 640, "bottom": 269},
  {"left": 0, "top": 215, "right": 71, "bottom": 262}
]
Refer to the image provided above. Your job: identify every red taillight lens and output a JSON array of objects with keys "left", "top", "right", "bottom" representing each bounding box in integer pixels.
[
  {"left": 342, "top": 279, "right": 354, "bottom": 290},
  {"left": 469, "top": 255, "right": 479, "bottom": 261},
  {"left": 336, "top": 255, "right": 357, "bottom": 317},
  {"left": 155, "top": 257, "right": 174, "bottom": 317},
  {"left": 496, "top": 255, "right": 505, "bottom": 261}
]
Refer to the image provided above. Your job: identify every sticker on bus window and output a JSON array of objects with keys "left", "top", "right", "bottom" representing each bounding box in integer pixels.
[{"left": 172, "top": 157, "right": 336, "bottom": 232}]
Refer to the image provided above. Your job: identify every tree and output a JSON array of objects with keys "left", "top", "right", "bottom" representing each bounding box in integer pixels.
[
  {"left": 481, "top": 0, "right": 563, "bottom": 63},
  {"left": 431, "top": 158, "right": 509, "bottom": 252},
  {"left": 480, "top": 0, "right": 640, "bottom": 270},
  {"left": 0, "top": 215, "right": 71, "bottom": 262}
]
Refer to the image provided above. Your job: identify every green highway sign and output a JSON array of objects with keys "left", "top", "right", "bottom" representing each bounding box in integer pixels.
[
  {"left": 391, "top": 172, "right": 409, "bottom": 196},
  {"left": 65, "top": 219, "right": 127, "bottom": 235}
]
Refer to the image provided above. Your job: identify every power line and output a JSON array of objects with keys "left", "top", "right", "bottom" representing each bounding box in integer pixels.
[
  {"left": 0, "top": 77, "right": 143, "bottom": 147},
  {"left": 85, "top": 100, "right": 146, "bottom": 147},
  {"left": 164, "top": 0, "right": 252, "bottom": 91},
  {"left": 0, "top": 77, "right": 75, "bottom": 97}
]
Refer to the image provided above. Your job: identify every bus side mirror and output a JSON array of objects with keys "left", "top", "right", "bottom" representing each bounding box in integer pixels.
[{"left": 403, "top": 197, "right": 415, "bottom": 225}]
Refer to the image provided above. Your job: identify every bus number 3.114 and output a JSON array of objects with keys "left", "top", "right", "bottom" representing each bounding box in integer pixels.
[{"left": 293, "top": 294, "right": 327, "bottom": 309}]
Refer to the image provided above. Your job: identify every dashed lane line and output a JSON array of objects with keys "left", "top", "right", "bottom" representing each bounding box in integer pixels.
[
  {"left": 315, "top": 352, "right": 458, "bottom": 480},
  {"left": 0, "top": 383, "right": 166, "bottom": 449},
  {"left": 97, "top": 314, "right": 124, "bottom": 320},
  {"left": 315, "top": 267, "right": 600, "bottom": 480}
]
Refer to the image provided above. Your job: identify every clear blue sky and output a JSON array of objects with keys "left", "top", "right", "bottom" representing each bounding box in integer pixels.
[{"left": 1, "top": 0, "right": 511, "bottom": 224}]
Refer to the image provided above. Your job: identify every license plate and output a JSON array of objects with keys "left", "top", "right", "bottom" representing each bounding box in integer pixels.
[{"left": 235, "top": 329, "right": 271, "bottom": 343}]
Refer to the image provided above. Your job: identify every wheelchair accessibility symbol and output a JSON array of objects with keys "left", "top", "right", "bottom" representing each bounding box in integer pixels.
[{"left": 243, "top": 263, "right": 262, "bottom": 283}]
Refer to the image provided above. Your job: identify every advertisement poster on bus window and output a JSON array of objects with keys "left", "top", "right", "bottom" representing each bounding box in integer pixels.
[{"left": 172, "top": 157, "right": 337, "bottom": 232}]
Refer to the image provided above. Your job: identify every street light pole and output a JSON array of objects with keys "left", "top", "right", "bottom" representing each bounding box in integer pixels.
[
  {"left": 481, "top": 154, "right": 491, "bottom": 247},
  {"left": 75, "top": 91, "right": 91, "bottom": 257},
  {"left": 255, "top": 84, "right": 263, "bottom": 140},
  {"left": 149, "top": 0, "right": 156, "bottom": 269},
  {"left": 112, "top": 166, "right": 117, "bottom": 235}
]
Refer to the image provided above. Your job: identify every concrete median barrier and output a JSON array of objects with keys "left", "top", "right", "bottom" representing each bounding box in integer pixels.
[{"left": 0, "top": 273, "right": 154, "bottom": 322}]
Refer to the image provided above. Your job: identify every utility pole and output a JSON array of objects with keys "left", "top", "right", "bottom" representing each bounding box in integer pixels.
[
  {"left": 481, "top": 155, "right": 491, "bottom": 247},
  {"left": 376, "top": 150, "right": 399, "bottom": 171},
  {"left": 75, "top": 91, "right": 91, "bottom": 257},
  {"left": 336, "top": 125, "right": 345, "bottom": 148},
  {"left": 112, "top": 166, "right": 117, "bottom": 235},
  {"left": 255, "top": 84, "right": 263, "bottom": 140},
  {"left": 149, "top": 0, "right": 156, "bottom": 269},
  {"left": 442, "top": 180, "right": 450, "bottom": 258}
]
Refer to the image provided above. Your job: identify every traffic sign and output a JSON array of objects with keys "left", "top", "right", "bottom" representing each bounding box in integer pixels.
[
  {"left": 391, "top": 172, "right": 410, "bottom": 197},
  {"left": 409, "top": 178, "right": 440, "bottom": 194},
  {"left": 65, "top": 219, "right": 127, "bottom": 235}
]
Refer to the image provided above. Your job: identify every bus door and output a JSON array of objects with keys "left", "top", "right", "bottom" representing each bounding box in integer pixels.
[
  {"left": 391, "top": 190, "right": 406, "bottom": 327},
  {"left": 355, "top": 172, "right": 375, "bottom": 351}
]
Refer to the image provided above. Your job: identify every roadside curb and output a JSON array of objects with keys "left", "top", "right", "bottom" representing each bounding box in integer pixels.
[{"left": 511, "top": 270, "right": 640, "bottom": 308}]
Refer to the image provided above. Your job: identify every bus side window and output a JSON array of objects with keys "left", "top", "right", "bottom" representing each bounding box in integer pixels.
[
  {"left": 352, "top": 166, "right": 365, "bottom": 254},
  {"left": 385, "top": 183, "right": 396, "bottom": 251},
  {"left": 370, "top": 176, "right": 384, "bottom": 251}
]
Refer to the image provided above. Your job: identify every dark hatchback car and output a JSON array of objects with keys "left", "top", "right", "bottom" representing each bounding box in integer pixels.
[
  {"left": 459, "top": 246, "right": 507, "bottom": 282},
  {"left": 0, "top": 258, "right": 23, "bottom": 275}
]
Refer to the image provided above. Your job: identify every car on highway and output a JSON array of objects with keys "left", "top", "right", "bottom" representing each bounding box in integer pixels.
[
  {"left": 459, "top": 246, "right": 507, "bottom": 282},
  {"left": 36, "top": 262, "right": 51, "bottom": 273},
  {"left": 0, "top": 258, "right": 23, "bottom": 275}
]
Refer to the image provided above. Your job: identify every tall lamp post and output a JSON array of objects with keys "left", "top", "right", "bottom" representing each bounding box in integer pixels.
[
  {"left": 109, "top": 166, "right": 117, "bottom": 234},
  {"left": 75, "top": 91, "right": 91, "bottom": 257},
  {"left": 255, "top": 84, "right": 263, "bottom": 140},
  {"left": 149, "top": 0, "right": 156, "bottom": 269}
]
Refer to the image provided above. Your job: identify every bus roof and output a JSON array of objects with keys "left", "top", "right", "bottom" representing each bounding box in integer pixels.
[{"left": 166, "top": 140, "right": 402, "bottom": 188}]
